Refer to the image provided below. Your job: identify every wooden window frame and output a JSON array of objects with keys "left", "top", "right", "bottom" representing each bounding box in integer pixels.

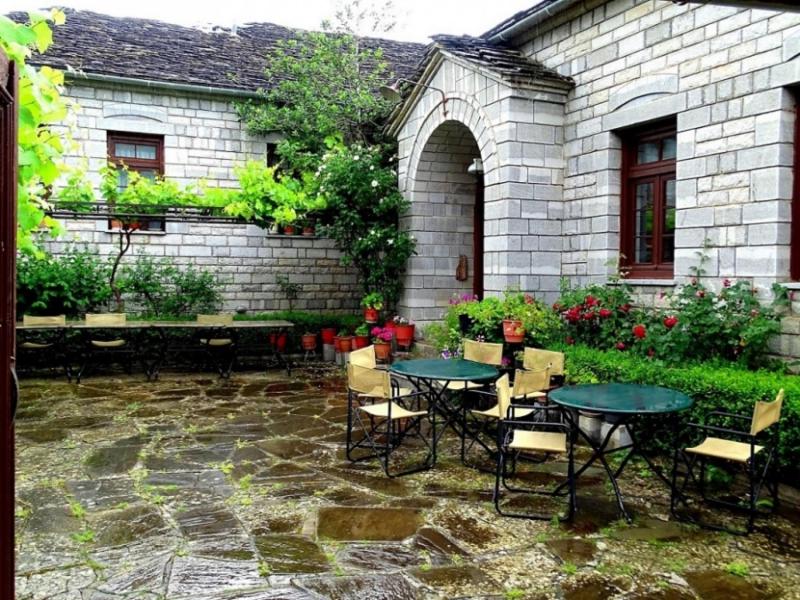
[
  {"left": 620, "top": 121, "right": 677, "bottom": 279},
  {"left": 106, "top": 132, "right": 165, "bottom": 232}
]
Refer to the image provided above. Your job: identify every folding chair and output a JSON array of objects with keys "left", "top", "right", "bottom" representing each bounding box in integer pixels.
[
  {"left": 461, "top": 367, "right": 551, "bottom": 469},
  {"left": 77, "top": 313, "right": 134, "bottom": 382},
  {"left": 671, "top": 389, "right": 783, "bottom": 534},
  {"left": 493, "top": 374, "right": 576, "bottom": 521},
  {"left": 196, "top": 314, "right": 237, "bottom": 378},
  {"left": 523, "top": 347, "right": 565, "bottom": 388},
  {"left": 18, "top": 315, "right": 71, "bottom": 380},
  {"left": 350, "top": 345, "right": 377, "bottom": 369},
  {"left": 436, "top": 339, "right": 503, "bottom": 392},
  {"left": 345, "top": 362, "right": 434, "bottom": 478}
]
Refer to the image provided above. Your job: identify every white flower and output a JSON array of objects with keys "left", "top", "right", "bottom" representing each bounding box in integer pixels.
[
  {"left": 369, "top": 165, "right": 375, "bottom": 171},
  {"left": 371, "top": 180, "right": 379, "bottom": 188},
  {"left": 353, "top": 155, "right": 360, "bottom": 161}
]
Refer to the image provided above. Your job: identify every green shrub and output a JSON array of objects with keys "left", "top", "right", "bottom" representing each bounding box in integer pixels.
[
  {"left": 560, "top": 344, "right": 799, "bottom": 475},
  {"left": 16, "top": 245, "right": 112, "bottom": 318},
  {"left": 117, "top": 254, "right": 221, "bottom": 317}
]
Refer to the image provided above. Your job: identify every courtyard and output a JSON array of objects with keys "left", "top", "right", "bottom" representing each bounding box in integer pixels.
[{"left": 14, "top": 368, "right": 800, "bottom": 600}]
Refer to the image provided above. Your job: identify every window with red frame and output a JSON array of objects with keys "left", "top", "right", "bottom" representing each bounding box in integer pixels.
[
  {"left": 620, "top": 121, "right": 677, "bottom": 278},
  {"left": 107, "top": 132, "right": 165, "bottom": 231}
]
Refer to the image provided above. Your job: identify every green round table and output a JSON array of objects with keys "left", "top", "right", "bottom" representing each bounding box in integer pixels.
[
  {"left": 549, "top": 383, "right": 693, "bottom": 521},
  {"left": 390, "top": 358, "right": 499, "bottom": 464}
]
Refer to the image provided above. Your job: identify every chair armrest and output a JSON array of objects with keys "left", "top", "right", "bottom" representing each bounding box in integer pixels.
[
  {"left": 707, "top": 410, "right": 751, "bottom": 422},
  {"left": 687, "top": 422, "right": 753, "bottom": 440}
]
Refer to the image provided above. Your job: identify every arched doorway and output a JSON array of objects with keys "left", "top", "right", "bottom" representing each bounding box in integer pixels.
[{"left": 399, "top": 120, "right": 484, "bottom": 323}]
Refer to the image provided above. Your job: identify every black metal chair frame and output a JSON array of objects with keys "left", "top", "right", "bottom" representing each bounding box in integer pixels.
[
  {"left": 76, "top": 328, "right": 136, "bottom": 383},
  {"left": 16, "top": 328, "right": 71, "bottom": 381},
  {"left": 346, "top": 379, "right": 435, "bottom": 478},
  {"left": 195, "top": 327, "right": 239, "bottom": 379},
  {"left": 493, "top": 404, "right": 576, "bottom": 521},
  {"left": 670, "top": 411, "right": 780, "bottom": 535}
]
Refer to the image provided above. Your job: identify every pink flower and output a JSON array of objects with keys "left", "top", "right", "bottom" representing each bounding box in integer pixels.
[
  {"left": 370, "top": 326, "right": 381, "bottom": 337},
  {"left": 633, "top": 324, "right": 646, "bottom": 339},
  {"left": 723, "top": 278, "right": 731, "bottom": 288},
  {"left": 616, "top": 341, "right": 626, "bottom": 351},
  {"left": 696, "top": 290, "right": 705, "bottom": 298}
]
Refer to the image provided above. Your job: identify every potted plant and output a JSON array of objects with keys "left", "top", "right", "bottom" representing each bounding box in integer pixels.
[
  {"left": 269, "top": 331, "right": 289, "bottom": 352},
  {"left": 393, "top": 315, "right": 415, "bottom": 350},
  {"left": 353, "top": 324, "right": 370, "bottom": 349},
  {"left": 336, "top": 329, "right": 353, "bottom": 353},
  {"left": 301, "top": 332, "right": 317, "bottom": 351},
  {"left": 302, "top": 220, "right": 316, "bottom": 236},
  {"left": 361, "top": 292, "right": 384, "bottom": 323},
  {"left": 371, "top": 326, "right": 393, "bottom": 361},
  {"left": 321, "top": 327, "right": 336, "bottom": 345},
  {"left": 282, "top": 223, "right": 297, "bottom": 235}
]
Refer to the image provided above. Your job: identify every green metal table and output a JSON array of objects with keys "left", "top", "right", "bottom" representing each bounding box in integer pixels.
[
  {"left": 549, "top": 383, "right": 694, "bottom": 521},
  {"left": 390, "top": 358, "right": 499, "bottom": 464}
]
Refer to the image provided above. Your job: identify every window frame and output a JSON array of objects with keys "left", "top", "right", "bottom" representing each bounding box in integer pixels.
[
  {"left": 106, "top": 131, "right": 165, "bottom": 232},
  {"left": 792, "top": 95, "right": 800, "bottom": 281},
  {"left": 619, "top": 121, "right": 677, "bottom": 279}
]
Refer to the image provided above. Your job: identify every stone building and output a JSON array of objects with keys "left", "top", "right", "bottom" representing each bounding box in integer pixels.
[
  {"left": 18, "top": 9, "right": 422, "bottom": 312},
  {"left": 388, "top": 0, "right": 800, "bottom": 361}
]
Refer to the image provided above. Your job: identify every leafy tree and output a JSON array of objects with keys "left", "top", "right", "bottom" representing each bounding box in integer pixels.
[{"left": 0, "top": 9, "right": 70, "bottom": 252}]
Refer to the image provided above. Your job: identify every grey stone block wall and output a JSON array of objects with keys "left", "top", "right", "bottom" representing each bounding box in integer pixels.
[{"left": 46, "top": 219, "right": 359, "bottom": 313}]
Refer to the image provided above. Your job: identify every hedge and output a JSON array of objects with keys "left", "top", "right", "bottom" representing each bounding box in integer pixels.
[{"left": 559, "top": 344, "right": 799, "bottom": 476}]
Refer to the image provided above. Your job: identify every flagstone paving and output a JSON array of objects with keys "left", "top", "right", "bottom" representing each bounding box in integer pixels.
[{"left": 13, "top": 367, "right": 800, "bottom": 599}]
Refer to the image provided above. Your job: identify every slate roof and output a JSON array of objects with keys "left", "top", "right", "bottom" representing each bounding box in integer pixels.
[
  {"left": 482, "top": 0, "right": 564, "bottom": 40},
  {"left": 428, "top": 34, "right": 572, "bottom": 86},
  {"left": 8, "top": 8, "right": 425, "bottom": 93}
]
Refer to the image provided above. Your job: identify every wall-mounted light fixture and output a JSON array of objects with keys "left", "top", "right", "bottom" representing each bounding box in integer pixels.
[
  {"left": 379, "top": 78, "right": 449, "bottom": 118},
  {"left": 466, "top": 158, "right": 484, "bottom": 175}
]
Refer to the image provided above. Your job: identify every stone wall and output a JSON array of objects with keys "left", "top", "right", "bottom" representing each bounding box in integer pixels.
[
  {"left": 47, "top": 80, "right": 359, "bottom": 314},
  {"left": 47, "top": 218, "right": 359, "bottom": 313}
]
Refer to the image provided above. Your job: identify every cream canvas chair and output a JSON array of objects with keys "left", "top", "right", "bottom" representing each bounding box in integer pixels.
[
  {"left": 671, "top": 390, "right": 784, "bottom": 534},
  {"left": 346, "top": 362, "right": 434, "bottom": 477},
  {"left": 523, "top": 347, "right": 565, "bottom": 387},
  {"left": 18, "top": 315, "right": 70, "bottom": 380},
  {"left": 196, "top": 314, "right": 236, "bottom": 377},
  {"left": 350, "top": 345, "right": 377, "bottom": 369},
  {"left": 78, "top": 313, "right": 132, "bottom": 382},
  {"left": 437, "top": 339, "right": 503, "bottom": 391},
  {"left": 491, "top": 374, "right": 576, "bottom": 520}
]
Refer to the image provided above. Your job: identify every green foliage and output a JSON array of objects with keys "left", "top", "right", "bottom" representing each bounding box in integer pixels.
[
  {"left": 313, "top": 142, "right": 415, "bottom": 305},
  {"left": 560, "top": 344, "right": 800, "bottom": 475},
  {"left": 236, "top": 28, "right": 393, "bottom": 171},
  {"left": 117, "top": 254, "right": 221, "bottom": 317},
  {"left": 1, "top": 9, "right": 69, "bottom": 252},
  {"left": 724, "top": 561, "right": 750, "bottom": 578},
  {"left": 361, "top": 291, "right": 384, "bottom": 310},
  {"left": 275, "top": 274, "right": 302, "bottom": 311},
  {"left": 16, "top": 244, "right": 111, "bottom": 317}
]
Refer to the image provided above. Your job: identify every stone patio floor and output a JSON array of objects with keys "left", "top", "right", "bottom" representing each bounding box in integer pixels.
[{"left": 13, "top": 366, "right": 800, "bottom": 599}]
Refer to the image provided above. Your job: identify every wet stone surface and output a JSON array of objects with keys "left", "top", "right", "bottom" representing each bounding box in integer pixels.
[{"left": 14, "top": 369, "right": 800, "bottom": 599}]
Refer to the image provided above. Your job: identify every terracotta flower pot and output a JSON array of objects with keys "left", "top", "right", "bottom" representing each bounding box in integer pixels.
[
  {"left": 364, "top": 307, "right": 379, "bottom": 323},
  {"left": 395, "top": 324, "right": 415, "bottom": 349},
  {"left": 302, "top": 225, "right": 315, "bottom": 236},
  {"left": 301, "top": 333, "right": 317, "bottom": 351},
  {"left": 276, "top": 332, "right": 288, "bottom": 352},
  {"left": 353, "top": 335, "right": 370, "bottom": 349},
  {"left": 373, "top": 341, "right": 391, "bottom": 362},
  {"left": 282, "top": 224, "right": 296, "bottom": 235},
  {"left": 337, "top": 336, "right": 353, "bottom": 353},
  {"left": 384, "top": 319, "right": 397, "bottom": 331},
  {"left": 502, "top": 319, "right": 525, "bottom": 344},
  {"left": 321, "top": 328, "right": 336, "bottom": 345}
]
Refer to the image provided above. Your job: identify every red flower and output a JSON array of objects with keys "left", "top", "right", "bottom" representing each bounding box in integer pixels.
[
  {"left": 524, "top": 294, "right": 534, "bottom": 304},
  {"left": 583, "top": 311, "right": 596, "bottom": 321},
  {"left": 696, "top": 290, "right": 705, "bottom": 298},
  {"left": 633, "top": 324, "right": 647, "bottom": 339},
  {"left": 723, "top": 278, "right": 731, "bottom": 288},
  {"left": 584, "top": 295, "right": 598, "bottom": 307},
  {"left": 615, "top": 341, "right": 626, "bottom": 351},
  {"left": 565, "top": 307, "right": 581, "bottom": 323},
  {"left": 663, "top": 315, "right": 678, "bottom": 329},
  {"left": 552, "top": 302, "right": 562, "bottom": 312},
  {"left": 648, "top": 348, "right": 656, "bottom": 357},
  {"left": 599, "top": 308, "right": 612, "bottom": 319},
  {"left": 620, "top": 303, "right": 631, "bottom": 313},
  {"left": 566, "top": 336, "right": 575, "bottom": 345}
]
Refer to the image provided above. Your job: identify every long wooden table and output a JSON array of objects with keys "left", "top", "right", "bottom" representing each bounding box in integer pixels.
[{"left": 16, "top": 319, "right": 294, "bottom": 380}]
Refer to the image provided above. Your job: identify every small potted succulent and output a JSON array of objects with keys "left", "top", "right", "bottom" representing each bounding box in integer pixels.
[
  {"left": 371, "top": 326, "right": 393, "bottom": 361},
  {"left": 361, "top": 292, "right": 384, "bottom": 323},
  {"left": 393, "top": 315, "right": 415, "bottom": 350},
  {"left": 353, "top": 324, "right": 370, "bottom": 349},
  {"left": 336, "top": 329, "right": 353, "bottom": 353}
]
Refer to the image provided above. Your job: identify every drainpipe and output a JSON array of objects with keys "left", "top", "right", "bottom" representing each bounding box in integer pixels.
[
  {"left": 65, "top": 71, "right": 262, "bottom": 99},
  {"left": 487, "top": 0, "right": 581, "bottom": 43}
]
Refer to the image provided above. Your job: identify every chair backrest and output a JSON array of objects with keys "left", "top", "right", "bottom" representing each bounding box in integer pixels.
[
  {"left": 197, "top": 314, "right": 234, "bottom": 326},
  {"left": 23, "top": 315, "right": 66, "bottom": 326},
  {"left": 513, "top": 367, "right": 551, "bottom": 398},
  {"left": 350, "top": 345, "right": 377, "bottom": 369},
  {"left": 464, "top": 339, "right": 504, "bottom": 366},
  {"left": 347, "top": 363, "right": 390, "bottom": 398},
  {"left": 523, "top": 347, "right": 565, "bottom": 376},
  {"left": 85, "top": 313, "right": 126, "bottom": 326},
  {"left": 750, "top": 389, "right": 784, "bottom": 436},
  {"left": 495, "top": 373, "right": 512, "bottom": 420}
]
